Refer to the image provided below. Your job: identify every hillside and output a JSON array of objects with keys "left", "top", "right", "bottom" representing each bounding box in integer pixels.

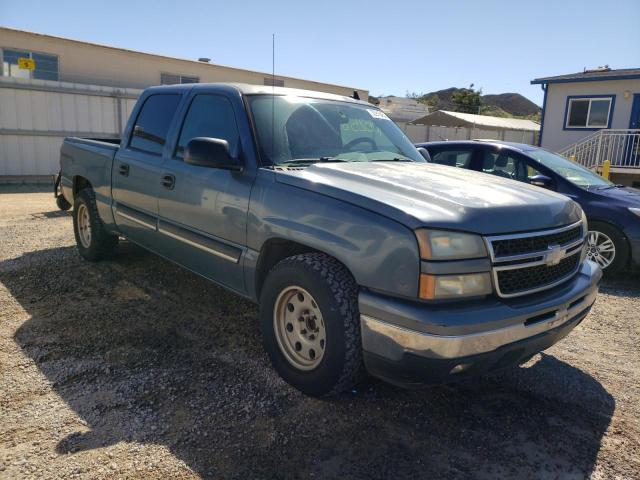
[{"left": 421, "top": 88, "right": 540, "bottom": 118}]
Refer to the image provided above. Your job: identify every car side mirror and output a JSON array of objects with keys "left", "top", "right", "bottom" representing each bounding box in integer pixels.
[
  {"left": 530, "top": 174, "right": 553, "bottom": 189},
  {"left": 184, "top": 137, "right": 243, "bottom": 171},
  {"left": 417, "top": 147, "right": 431, "bottom": 162}
]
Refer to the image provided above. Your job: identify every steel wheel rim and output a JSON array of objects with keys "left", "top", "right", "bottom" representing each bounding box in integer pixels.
[
  {"left": 273, "top": 286, "right": 326, "bottom": 371},
  {"left": 586, "top": 230, "right": 615, "bottom": 269},
  {"left": 77, "top": 203, "right": 92, "bottom": 248}
]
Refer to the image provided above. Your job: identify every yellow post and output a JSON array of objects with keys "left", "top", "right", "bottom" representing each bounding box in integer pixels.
[
  {"left": 569, "top": 155, "right": 576, "bottom": 162},
  {"left": 601, "top": 159, "right": 611, "bottom": 180}
]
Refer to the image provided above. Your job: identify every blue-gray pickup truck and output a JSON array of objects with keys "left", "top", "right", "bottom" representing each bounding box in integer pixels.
[{"left": 58, "top": 83, "right": 602, "bottom": 396}]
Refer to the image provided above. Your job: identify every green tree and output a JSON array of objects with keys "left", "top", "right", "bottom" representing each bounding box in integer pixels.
[{"left": 451, "top": 84, "right": 483, "bottom": 114}]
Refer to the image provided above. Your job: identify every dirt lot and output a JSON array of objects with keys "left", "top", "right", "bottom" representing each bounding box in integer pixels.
[{"left": 1, "top": 189, "right": 639, "bottom": 480}]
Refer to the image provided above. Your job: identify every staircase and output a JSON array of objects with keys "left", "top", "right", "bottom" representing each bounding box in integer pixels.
[{"left": 559, "top": 129, "right": 640, "bottom": 169}]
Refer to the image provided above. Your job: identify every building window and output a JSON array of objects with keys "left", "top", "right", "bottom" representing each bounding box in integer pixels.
[
  {"left": 263, "top": 77, "right": 284, "bottom": 87},
  {"left": 565, "top": 96, "right": 614, "bottom": 129},
  {"left": 2, "top": 48, "right": 59, "bottom": 81},
  {"left": 160, "top": 73, "right": 199, "bottom": 85}
]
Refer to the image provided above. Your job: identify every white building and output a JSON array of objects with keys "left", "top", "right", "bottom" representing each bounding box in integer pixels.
[
  {"left": 378, "top": 96, "right": 430, "bottom": 123},
  {"left": 531, "top": 67, "right": 640, "bottom": 186},
  {"left": 0, "top": 27, "right": 368, "bottom": 181},
  {"left": 403, "top": 110, "right": 539, "bottom": 145}
]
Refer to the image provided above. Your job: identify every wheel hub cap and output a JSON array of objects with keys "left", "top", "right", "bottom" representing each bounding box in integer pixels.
[
  {"left": 273, "top": 286, "right": 326, "bottom": 370},
  {"left": 586, "top": 230, "right": 615, "bottom": 269},
  {"left": 77, "top": 204, "right": 92, "bottom": 248}
]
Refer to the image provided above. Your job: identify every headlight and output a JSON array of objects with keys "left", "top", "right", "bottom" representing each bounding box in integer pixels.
[
  {"left": 415, "top": 229, "right": 487, "bottom": 260},
  {"left": 629, "top": 207, "right": 640, "bottom": 219},
  {"left": 419, "top": 273, "right": 492, "bottom": 300}
]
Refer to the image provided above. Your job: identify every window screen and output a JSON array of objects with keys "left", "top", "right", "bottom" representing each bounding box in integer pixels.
[
  {"left": 2, "top": 49, "right": 59, "bottom": 81},
  {"left": 176, "top": 95, "right": 240, "bottom": 158},
  {"left": 129, "top": 94, "right": 181, "bottom": 155},
  {"left": 566, "top": 97, "right": 613, "bottom": 128},
  {"left": 263, "top": 77, "right": 285, "bottom": 87},
  {"left": 161, "top": 73, "right": 200, "bottom": 85}
]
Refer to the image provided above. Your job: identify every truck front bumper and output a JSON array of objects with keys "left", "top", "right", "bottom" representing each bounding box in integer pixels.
[{"left": 359, "top": 261, "right": 602, "bottom": 387}]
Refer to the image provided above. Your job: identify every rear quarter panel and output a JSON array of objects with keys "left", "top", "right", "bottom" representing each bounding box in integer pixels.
[{"left": 60, "top": 138, "right": 118, "bottom": 227}]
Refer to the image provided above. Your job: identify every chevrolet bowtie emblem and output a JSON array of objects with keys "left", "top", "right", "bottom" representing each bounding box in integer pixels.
[{"left": 544, "top": 244, "right": 564, "bottom": 266}]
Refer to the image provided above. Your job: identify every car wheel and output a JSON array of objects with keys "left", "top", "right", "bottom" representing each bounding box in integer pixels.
[
  {"left": 56, "top": 194, "right": 71, "bottom": 211},
  {"left": 259, "top": 253, "right": 364, "bottom": 396},
  {"left": 73, "top": 188, "right": 118, "bottom": 261},
  {"left": 586, "top": 221, "right": 629, "bottom": 275}
]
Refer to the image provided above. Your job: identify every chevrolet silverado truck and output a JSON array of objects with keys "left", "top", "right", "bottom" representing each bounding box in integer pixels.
[{"left": 58, "top": 83, "right": 602, "bottom": 396}]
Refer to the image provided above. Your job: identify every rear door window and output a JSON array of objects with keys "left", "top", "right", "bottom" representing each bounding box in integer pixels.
[
  {"left": 430, "top": 149, "right": 473, "bottom": 168},
  {"left": 129, "top": 94, "right": 181, "bottom": 155}
]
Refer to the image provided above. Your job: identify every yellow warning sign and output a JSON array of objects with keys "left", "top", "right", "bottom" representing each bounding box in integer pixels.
[{"left": 18, "top": 57, "right": 35, "bottom": 70}]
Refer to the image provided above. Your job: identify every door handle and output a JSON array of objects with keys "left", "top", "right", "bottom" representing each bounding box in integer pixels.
[
  {"left": 118, "top": 163, "right": 130, "bottom": 176},
  {"left": 161, "top": 174, "right": 176, "bottom": 190}
]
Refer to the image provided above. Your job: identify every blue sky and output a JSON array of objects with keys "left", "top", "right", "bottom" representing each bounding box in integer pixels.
[{"left": 2, "top": 0, "right": 639, "bottom": 105}]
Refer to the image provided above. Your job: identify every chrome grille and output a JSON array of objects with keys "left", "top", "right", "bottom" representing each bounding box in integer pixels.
[
  {"left": 492, "top": 226, "right": 582, "bottom": 258},
  {"left": 486, "top": 221, "right": 586, "bottom": 298}
]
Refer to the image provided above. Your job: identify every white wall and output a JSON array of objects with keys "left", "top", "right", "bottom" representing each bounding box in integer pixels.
[
  {"left": 397, "top": 122, "right": 537, "bottom": 145},
  {"left": 540, "top": 78, "right": 640, "bottom": 152},
  {"left": 0, "top": 77, "right": 139, "bottom": 176}
]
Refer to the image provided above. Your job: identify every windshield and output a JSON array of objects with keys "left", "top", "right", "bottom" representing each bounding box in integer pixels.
[
  {"left": 525, "top": 148, "right": 614, "bottom": 189},
  {"left": 247, "top": 95, "right": 424, "bottom": 165}
]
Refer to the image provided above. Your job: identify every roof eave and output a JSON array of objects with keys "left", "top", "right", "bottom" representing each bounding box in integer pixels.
[{"left": 531, "top": 74, "right": 640, "bottom": 85}]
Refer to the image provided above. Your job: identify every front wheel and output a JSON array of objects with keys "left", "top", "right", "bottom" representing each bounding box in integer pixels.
[
  {"left": 586, "top": 221, "right": 629, "bottom": 275},
  {"left": 259, "top": 253, "right": 364, "bottom": 396}
]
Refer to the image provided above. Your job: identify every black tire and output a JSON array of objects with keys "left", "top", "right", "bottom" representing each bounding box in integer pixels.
[
  {"left": 73, "top": 188, "right": 118, "bottom": 261},
  {"left": 587, "top": 221, "right": 629, "bottom": 276},
  {"left": 56, "top": 194, "right": 71, "bottom": 211},
  {"left": 259, "top": 253, "right": 365, "bottom": 396}
]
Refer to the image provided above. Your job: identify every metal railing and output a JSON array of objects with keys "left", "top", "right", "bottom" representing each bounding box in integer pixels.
[{"left": 560, "top": 129, "right": 640, "bottom": 169}]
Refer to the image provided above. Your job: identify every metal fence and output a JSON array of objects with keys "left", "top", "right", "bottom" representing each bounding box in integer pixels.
[
  {"left": 0, "top": 77, "right": 140, "bottom": 178},
  {"left": 559, "top": 129, "right": 640, "bottom": 169},
  {"left": 396, "top": 122, "right": 538, "bottom": 145}
]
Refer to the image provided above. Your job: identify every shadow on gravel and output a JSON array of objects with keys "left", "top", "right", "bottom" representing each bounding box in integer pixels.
[{"left": 3, "top": 245, "right": 616, "bottom": 479}]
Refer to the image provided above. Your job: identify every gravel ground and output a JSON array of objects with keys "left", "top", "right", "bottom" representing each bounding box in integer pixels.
[{"left": 1, "top": 188, "right": 639, "bottom": 480}]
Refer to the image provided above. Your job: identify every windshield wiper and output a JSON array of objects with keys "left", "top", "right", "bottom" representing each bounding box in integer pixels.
[
  {"left": 279, "top": 157, "right": 350, "bottom": 166},
  {"left": 370, "top": 157, "right": 413, "bottom": 162}
]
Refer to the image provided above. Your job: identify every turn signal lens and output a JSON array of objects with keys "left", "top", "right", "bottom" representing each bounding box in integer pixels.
[{"left": 419, "top": 273, "right": 492, "bottom": 300}]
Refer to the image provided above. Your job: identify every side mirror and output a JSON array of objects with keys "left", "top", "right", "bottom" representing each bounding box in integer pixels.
[
  {"left": 530, "top": 174, "right": 553, "bottom": 189},
  {"left": 184, "top": 137, "right": 243, "bottom": 171},
  {"left": 417, "top": 147, "right": 431, "bottom": 162}
]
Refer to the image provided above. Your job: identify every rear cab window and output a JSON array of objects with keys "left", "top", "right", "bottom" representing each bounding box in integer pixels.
[{"left": 129, "top": 94, "right": 182, "bottom": 155}]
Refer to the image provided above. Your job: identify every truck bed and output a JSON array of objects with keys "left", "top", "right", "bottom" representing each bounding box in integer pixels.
[{"left": 59, "top": 136, "right": 121, "bottom": 220}]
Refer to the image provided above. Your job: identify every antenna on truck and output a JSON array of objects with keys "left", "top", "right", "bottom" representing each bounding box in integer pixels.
[{"left": 271, "top": 33, "right": 275, "bottom": 162}]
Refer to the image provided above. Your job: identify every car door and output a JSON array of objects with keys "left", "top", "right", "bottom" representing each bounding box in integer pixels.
[
  {"left": 112, "top": 93, "right": 182, "bottom": 247},
  {"left": 156, "top": 92, "right": 254, "bottom": 293}
]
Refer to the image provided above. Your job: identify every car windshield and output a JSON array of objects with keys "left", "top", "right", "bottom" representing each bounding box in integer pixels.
[
  {"left": 525, "top": 148, "right": 615, "bottom": 189},
  {"left": 247, "top": 95, "right": 424, "bottom": 165}
]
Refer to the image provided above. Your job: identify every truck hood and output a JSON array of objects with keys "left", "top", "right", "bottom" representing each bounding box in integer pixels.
[{"left": 275, "top": 162, "right": 582, "bottom": 235}]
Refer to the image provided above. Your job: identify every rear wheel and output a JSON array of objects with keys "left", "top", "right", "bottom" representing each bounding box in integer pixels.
[
  {"left": 73, "top": 188, "right": 118, "bottom": 261},
  {"left": 586, "top": 221, "right": 629, "bottom": 275},
  {"left": 259, "top": 253, "right": 364, "bottom": 396},
  {"left": 56, "top": 194, "right": 71, "bottom": 211}
]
